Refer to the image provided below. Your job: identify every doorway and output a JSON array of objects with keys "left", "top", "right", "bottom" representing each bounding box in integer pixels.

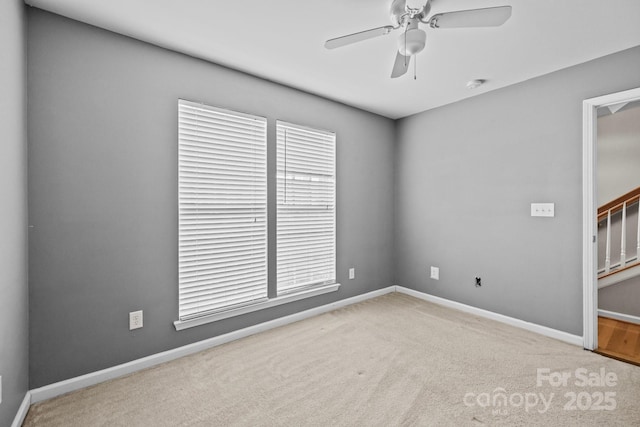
[{"left": 583, "top": 87, "right": 640, "bottom": 352}]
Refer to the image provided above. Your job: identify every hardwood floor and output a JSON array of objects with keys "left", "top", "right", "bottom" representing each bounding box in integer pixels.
[{"left": 596, "top": 316, "right": 640, "bottom": 366}]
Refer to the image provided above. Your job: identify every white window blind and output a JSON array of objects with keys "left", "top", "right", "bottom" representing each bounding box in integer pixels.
[
  {"left": 178, "top": 100, "right": 267, "bottom": 320},
  {"left": 277, "top": 121, "right": 336, "bottom": 295}
]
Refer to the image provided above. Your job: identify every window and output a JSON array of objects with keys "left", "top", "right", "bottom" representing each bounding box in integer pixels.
[
  {"left": 277, "top": 121, "right": 336, "bottom": 295},
  {"left": 178, "top": 100, "right": 267, "bottom": 320}
]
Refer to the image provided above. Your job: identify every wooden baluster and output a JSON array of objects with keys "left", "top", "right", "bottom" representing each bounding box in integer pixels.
[
  {"left": 605, "top": 209, "right": 611, "bottom": 273},
  {"left": 620, "top": 201, "right": 627, "bottom": 268}
]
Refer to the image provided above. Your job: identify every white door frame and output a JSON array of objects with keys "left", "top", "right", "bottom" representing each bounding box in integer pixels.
[{"left": 582, "top": 87, "right": 640, "bottom": 350}]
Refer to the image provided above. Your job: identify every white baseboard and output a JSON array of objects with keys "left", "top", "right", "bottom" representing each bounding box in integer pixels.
[
  {"left": 11, "top": 392, "right": 31, "bottom": 427},
  {"left": 598, "top": 309, "right": 640, "bottom": 325},
  {"left": 395, "top": 286, "right": 583, "bottom": 347},
  {"left": 29, "top": 285, "right": 585, "bottom": 405},
  {"left": 29, "top": 286, "right": 395, "bottom": 404}
]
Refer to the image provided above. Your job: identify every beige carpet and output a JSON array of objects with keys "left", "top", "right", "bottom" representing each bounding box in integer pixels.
[{"left": 23, "top": 293, "right": 640, "bottom": 426}]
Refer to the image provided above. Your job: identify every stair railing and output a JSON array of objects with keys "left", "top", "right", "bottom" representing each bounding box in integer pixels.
[{"left": 598, "top": 186, "right": 640, "bottom": 278}]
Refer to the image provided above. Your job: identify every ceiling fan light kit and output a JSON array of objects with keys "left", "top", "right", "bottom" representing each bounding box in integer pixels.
[
  {"left": 325, "top": 0, "right": 512, "bottom": 79},
  {"left": 398, "top": 21, "right": 426, "bottom": 56}
]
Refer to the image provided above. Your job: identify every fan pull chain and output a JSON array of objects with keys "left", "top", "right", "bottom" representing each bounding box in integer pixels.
[{"left": 414, "top": 54, "right": 417, "bottom": 80}]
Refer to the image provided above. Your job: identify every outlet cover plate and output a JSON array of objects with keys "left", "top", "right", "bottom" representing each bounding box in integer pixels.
[
  {"left": 531, "top": 203, "right": 555, "bottom": 217},
  {"left": 430, "top": 266, "right": 439, "bottom": 280},
  {"left": 349, "top": 268, "right": 355, "bottom": 280},
  {"left": 129, "top": 310, "right": 143, "bottom": 330}
]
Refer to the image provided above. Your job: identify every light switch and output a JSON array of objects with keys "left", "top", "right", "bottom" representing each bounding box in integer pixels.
[{"left": 531, "top": 203, "right": 555, "bottom": 217}]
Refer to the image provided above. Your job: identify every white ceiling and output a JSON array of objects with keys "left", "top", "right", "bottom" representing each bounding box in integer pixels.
[{"left": 25, "top": 0, "right": 640, "bottom": 119}]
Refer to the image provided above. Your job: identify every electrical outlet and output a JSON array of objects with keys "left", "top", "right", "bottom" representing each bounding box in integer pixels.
[
  {"left": 129, "top": 310, "right": 143, "bottom": 330},
  {"left": 349, "top": 268, "right": 355, "bottom": 280},
  {"left": 430, "top": 266, "right": 439, "bottom": 280}
]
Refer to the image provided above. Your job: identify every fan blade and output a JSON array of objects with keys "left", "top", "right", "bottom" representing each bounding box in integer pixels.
[
  {"left": 325, "top": 26, "right": 395, "bottom": 50},
  {"left": 391, "top": 52, "right": 411, "bottom": 78},
  {"left": 429, "top": 6, "right": 512, "bottom": 29},
  {"left": 390, "top": 0, "right": 407, "bottom": 26}
]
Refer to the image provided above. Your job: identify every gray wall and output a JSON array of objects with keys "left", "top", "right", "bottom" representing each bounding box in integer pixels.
[
  {"left": 597, "top": 105, "right": 640, "bottom": 206},
  {"left": 0, "top": 0, "right": 29, "bottom": 424},
  {"left": 600, "top": 276, "right": 640, "bottom": 318},
  {"left": 28, "top": 10, "right": 395, "bottom": 388},
  {"left": 395, "top": 45, "right": 640, "bottom": 336}
]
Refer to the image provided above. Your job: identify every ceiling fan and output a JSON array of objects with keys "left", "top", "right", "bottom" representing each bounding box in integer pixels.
[{"left": 325, "top": 0, "right": 512, "bottom": 78}]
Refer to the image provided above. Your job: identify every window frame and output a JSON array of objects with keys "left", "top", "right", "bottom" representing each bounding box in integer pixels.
[
  {"left": 177, "top": 100, "right": 268, "bottom": 322},
  {"left": 276, "top": 120, "right": 337, "bottom": 295},
  {"left": 174, "top": 102, "right": 340, "bottom": 331}
]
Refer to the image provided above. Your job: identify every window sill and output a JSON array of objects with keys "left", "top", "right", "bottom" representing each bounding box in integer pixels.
[{"left": 174, "top": 283, "right": 341, "bottom": 331}]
